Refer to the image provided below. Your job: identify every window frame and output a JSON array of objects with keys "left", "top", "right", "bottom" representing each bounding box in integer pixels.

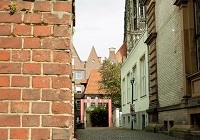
[
  {"left": 140, "top": 55, "right": 146, "bottom": 97},
  {"left": 76, "top": 71, "right": 82, "bottom": 79}
]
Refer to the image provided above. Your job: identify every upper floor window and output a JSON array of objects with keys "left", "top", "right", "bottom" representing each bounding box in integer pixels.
[
  {"left": 140, "top": 55, "right": 146, "bottom": 97},
  {"left": 139, "top": 1, "right": 145, "bottom": 18},
  {"left": 76, "top": 72, "right": 82, "bottom": 79},
  {"left": 72, "top": 58, "right": 75, "bottom": 66},
  {"left": 127, "top": 72, "right": 131, "bottom": 103},
  {"left": 132, "top": 66, "right": 137, "bottom": 100},
  {"left": 122, "top": 78, "right": 126, "bottom": 105},
  {"left": 195, "top": 1, "right": 200, "bottom": 69}
]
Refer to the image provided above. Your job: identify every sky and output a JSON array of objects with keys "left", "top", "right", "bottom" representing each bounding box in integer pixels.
[{"left": 73, "top": 0, "right": 125, "bottom": 61}]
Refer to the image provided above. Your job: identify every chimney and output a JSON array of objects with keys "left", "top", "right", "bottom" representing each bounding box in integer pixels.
[
  {"left": 109, "top": 47, "right": 117, "bottom": 62},
  {"left": 98, "top": 57, "right": 102, "bottom": 63}
]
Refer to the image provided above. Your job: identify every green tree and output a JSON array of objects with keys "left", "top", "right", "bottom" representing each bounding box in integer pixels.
[{"left": 98, "top": 59, "right": 121, "bottom": 108}]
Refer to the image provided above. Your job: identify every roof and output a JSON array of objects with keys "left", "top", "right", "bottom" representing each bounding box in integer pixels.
[
  {"left": 115, "top": 42, "right": 127, "bottom": 63},
  {"left": 84, "top": 69, "right": 106, "bottom": 95}
]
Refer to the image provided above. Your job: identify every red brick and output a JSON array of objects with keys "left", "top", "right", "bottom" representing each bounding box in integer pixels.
[
  {"left": 0, "top": 102, "right": 8, "bottom": 113},
  {"left": 11, "top": 76, "right": 29, "bottom": 87},
  {"left": 53, "top": 51, "right": 71, "bottom": 63},
  {"left": 0, "top": 1, "right": 10, "bottom": 11},
  {"left": 13, "top": 24, "right": 32, "bottom": 36},
  {"left": 31, "top": 129, "right": 50, "bottom": 139},
  {"left": 42, "top": 115, "right": 72, "bottom": 127},
  {"left": 52, "top": 102, "right": 72, "bottom": 114},
  {"left": 23, "top": 63, "right": 41, "bottom": 75},
  {"left": 12, "top": 50, "right": 30, "bottom": 62},
  {"left": 52, "top": 77, "right": 71, "bottom": 89},
  {"left": 43, "top": 13, "right": 70, "bottom": 25},
  {"left": 43, "top": 63, "right": 70, "bottom": 75},
  {"left": 53, "top": 26, "right": 70, "bottom": 37},
  {"left": 0, "top": 89, "right": 21, "bottom": 100},
  {"left": 32, "top": 76, "right": 50, "bottom": 88},
  {"left": 16, "top": 1, "right": 32, "bottom": 11},
  {"left": 22, "top": 115, "right": 40, "bottom": 127},
  {"left": 42, "top": 38, "right": 70, "bottom": 50},
  {"left": 22, "top": 89, "right": 40, "bottom": 100},
  {"left": 24, "top": 13, "right": 42, "bottom": 24},
  {"left": 0, "top": 129, "right": 8, "bottom": 139},
  {"left": 34, "top": 26, "right": 51, "bottom": 37},
  {"left": 0, "top": 63, "right": 21, "bottom": 74},
  {"left": 0, "top": 115, "right": 20, "bottom": 127},
  {"left": 0, "top": 25, "right": 11, "bottom": 36},
  {"left": 0, "top": 37, "right": 22, "bottom": 49},
  {"left": 10, "top": 129, "right": 28, "bottom": 139},
  {"left": 53, "top": 1, "right": 72, "bottom": 12},
  {"left": 32, "top": 50, "right": 51, "bottom": 62},
  {"left": 0, "top": 50, "right": 10, "bottom": 61},
  {"left": 24, "top": 37, "right": 41, "bottom": 49},
  {"left": 34, "top": 1, "right": 51, "bottom": 12},
  {"left": 32, "top": 102, "right": 50, "bottom": 114},
  {"left": 0, "top": 13, "right": 22, "bottom": 23},
  {"left": 0, "top": 76, "right": 9, "bottom": 87},
  {"left": 42, "top": 89, "right": 72, "bottom": 102},
  {"left": 11, "top": 102, "right": 29, "bottom": 113}
]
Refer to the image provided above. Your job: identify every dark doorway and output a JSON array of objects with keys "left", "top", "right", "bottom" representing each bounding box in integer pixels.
[{"left": 142, "top": 114, "right": 145, "bottom": 130}]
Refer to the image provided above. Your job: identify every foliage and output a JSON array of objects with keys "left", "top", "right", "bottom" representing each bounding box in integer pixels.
[
  {"left": 89, "top": 105, "right": 108, "bottom": 127},
  {"left": 9, "top": 2, "right": 17, "bottom": 15},
  {"left": 98, "top": 59, "right": 121, "bottom": 108}
]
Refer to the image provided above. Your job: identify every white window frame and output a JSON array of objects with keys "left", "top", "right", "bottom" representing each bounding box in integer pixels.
[
  {"left": 76, "top": 72, "right": 82, "bottom": 79},
  {"left": 127, "top": 72, "right": 131, "bottom": 104},
  {"left": 132, "top": 66, "right": 137, "bottom": 100},
  {"left": 72, "top": 58, "right": 75, "bottom": 65},
  {"left": 140, "top": 55, "right": 146, "bottom": 97},
  {"left": 122, "top": 78, "right": 126, "bottom": 105}
]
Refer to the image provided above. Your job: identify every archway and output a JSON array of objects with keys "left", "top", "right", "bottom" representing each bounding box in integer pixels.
[{"left": 81, "top": 99, "right": 112, "bottom": 127}]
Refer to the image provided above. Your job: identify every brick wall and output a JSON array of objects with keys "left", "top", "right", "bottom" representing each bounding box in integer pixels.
[
  {"left": 0, "top": 0, "right": 73, "bottom": 139},
  {"left": 158, "top": 109, "right": 188, "bottom": 125},
  {"left": 156, "top": 0, "right": 184, "bottom": 107}
]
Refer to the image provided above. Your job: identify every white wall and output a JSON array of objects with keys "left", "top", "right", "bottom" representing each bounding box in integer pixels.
[{"left": 121, "top": 31, "right": 149, "bottom": 129}]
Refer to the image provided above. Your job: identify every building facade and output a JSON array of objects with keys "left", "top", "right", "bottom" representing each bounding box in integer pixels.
[
  {"left": 143, "top": 0, "right": 200, "bottom": 137},
  {"left": 121, "top": 0, "right": 149, "bottom": 130}
]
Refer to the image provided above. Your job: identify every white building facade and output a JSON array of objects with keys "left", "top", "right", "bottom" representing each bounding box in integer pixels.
[
  {"left": 121, "top": 0, "right": 149, "bottom": 130},
  {"left": 121, "top": 31, "right": 149, "bottom": 130}
]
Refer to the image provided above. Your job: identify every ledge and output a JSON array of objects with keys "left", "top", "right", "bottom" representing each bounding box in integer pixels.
[
  {"left": 145, "top": 32, "right": 157, "bottom": 45},
  {"left": 174, "top": 0, "right": 188, "bottom": 6}
]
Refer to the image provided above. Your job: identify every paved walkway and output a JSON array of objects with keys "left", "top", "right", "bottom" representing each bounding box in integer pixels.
[{"left": 75, "top": 127, "right": 183, "bottom": 140}]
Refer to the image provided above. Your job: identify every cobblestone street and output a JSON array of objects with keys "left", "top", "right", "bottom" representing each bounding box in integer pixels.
[{"left": 75, "top": 127, "right": 183, "bottom": 140}]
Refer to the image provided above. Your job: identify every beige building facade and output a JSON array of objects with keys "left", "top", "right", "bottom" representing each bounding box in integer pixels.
[{"left": 143, "top": 0, "right": 200, "bottom": 137}]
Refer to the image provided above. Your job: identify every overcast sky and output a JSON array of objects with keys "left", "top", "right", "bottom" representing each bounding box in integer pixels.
[{"left": 73, "top": 0, "right": 125, "bottom": 61}]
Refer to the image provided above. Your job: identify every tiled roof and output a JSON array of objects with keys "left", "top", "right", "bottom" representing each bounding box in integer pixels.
[
  {"left": 84, "top": 69, "right": 105, "bottom": 95},
  {"left": 116, "top": 42, "right": 127, "bottom": 63}
]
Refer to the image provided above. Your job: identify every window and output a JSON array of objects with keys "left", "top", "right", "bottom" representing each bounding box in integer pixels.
[
  {"left": 76, "top": 100, "right": 80, "bottom": 110},
  {"left": 132, "top": 66, "right": 137, "bottom": 100},
  {"left": 140, "top": 56, "right": 146, "bottom": 96},
  {"left": 76, "top": 86, "right": 82, "bottom": 94},
  {"left": 139, "top": 2, "right": 144, "bottom": 17},
  {"left": 72, "top": 58, "right": 75, "bottom": 65},
  {"left": 127, "top": 72, "right": 131, "bottom": 103},
  {"left": 76, "top": 72, "right": 82, "bottom": 79},
  {"left": 122, "top": 78, "right": 126, "bottom": 105},
  {"left": 195, "top": 1, "right": 200, "bottom": 69}
]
